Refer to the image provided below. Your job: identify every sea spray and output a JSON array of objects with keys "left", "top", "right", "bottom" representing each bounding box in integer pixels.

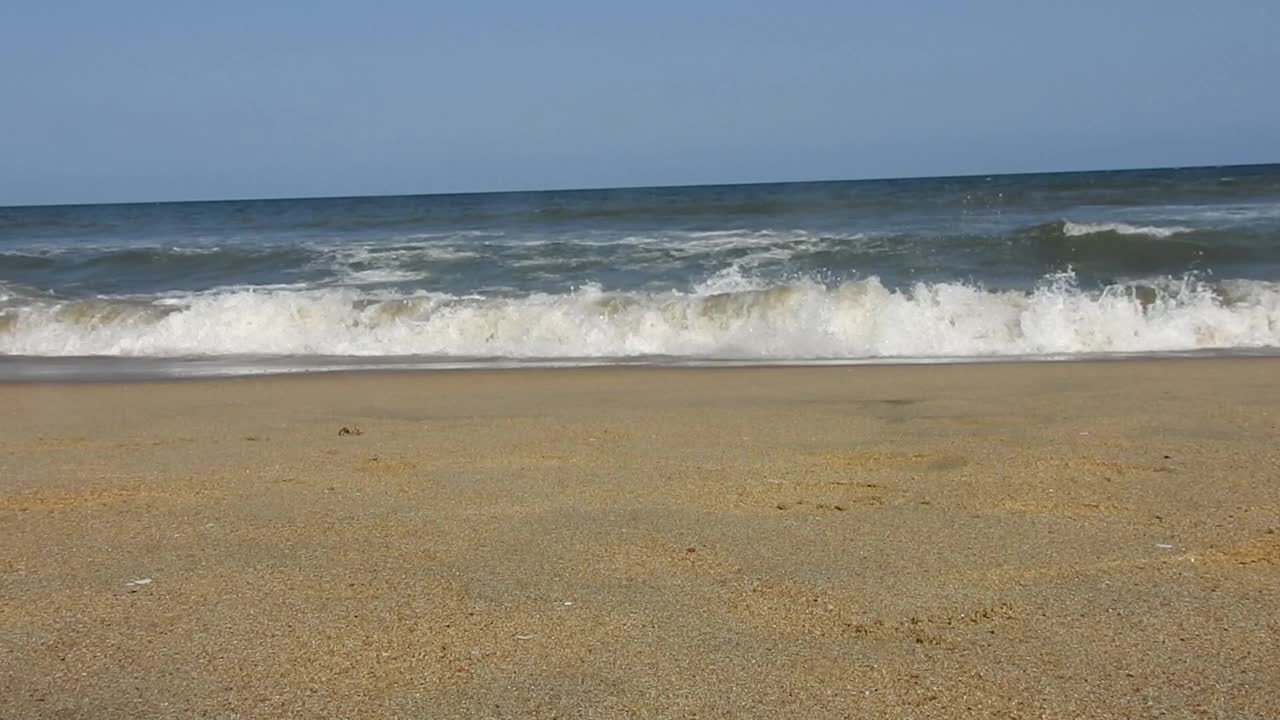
[{"left": 3, "top": 272, "right": 1277, "bottom": 360}]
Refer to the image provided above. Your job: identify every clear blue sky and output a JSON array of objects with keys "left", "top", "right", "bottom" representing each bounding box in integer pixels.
[{"left": 3, "top": 1, "right": 1278, "bottom": 205}]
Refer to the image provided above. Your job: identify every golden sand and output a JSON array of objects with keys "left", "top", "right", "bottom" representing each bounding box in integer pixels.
[{"left": 2, "top": 360, "right": 1278, "bottom": 718}]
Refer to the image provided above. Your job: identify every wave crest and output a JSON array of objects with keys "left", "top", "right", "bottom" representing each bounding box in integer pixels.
[
  {"left": 1061, "top": 221, "right": 1193, "bottom": 238},
  {"left": 2, "top": 273, "right": 1278, "bottom": 360}
]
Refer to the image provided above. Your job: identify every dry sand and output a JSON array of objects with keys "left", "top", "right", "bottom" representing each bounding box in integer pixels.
[{"left": 1, "top": 359, "right": 1278, "bottom": 719}]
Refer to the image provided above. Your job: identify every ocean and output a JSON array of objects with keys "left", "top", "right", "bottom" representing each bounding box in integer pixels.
[{"left": 2, "top": 164, "right": 1279, "bottom": 379}]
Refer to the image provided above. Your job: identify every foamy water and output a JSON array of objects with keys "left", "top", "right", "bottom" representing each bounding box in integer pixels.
[
  {"left": 4, "top": 271, "right": 1277, "bottom": 361},
  {"left": 1061, "top": 221, "right": 1193, "bottom": 238}
]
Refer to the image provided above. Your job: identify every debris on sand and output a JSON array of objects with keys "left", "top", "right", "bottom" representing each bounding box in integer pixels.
[{"left": 125, "top": 578, "right": 153, "bottom": 592}]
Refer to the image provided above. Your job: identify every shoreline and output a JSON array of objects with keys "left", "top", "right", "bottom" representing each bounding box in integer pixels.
[
  {"left": 5, "top": 348, "right": 1280, "bottom": 384},
  {"left": 3, "top": 359, "right": 1278, "bottom": 717}
]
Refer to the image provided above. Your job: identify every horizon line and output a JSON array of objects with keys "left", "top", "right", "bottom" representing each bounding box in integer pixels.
[{"left": 4, "top": 160, "right": 1278, "bottom": 211}]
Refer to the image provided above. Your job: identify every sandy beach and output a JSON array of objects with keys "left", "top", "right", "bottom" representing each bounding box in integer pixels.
[{"left": 2, "top": 359, "right": 1278, "bottom": 719}]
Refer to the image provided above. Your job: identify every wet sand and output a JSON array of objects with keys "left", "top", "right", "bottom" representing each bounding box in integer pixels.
[{"left": 2, "top": 360, "right": 1278, "bottom": 718}]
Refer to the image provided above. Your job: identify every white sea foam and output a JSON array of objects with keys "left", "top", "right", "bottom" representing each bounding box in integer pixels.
[
  {"left": 164, "top": 246, "right": 225, "bottom": 255},
  {"left": 338, "top": 230, "right": 875, "bottom": 276},
  {"left": 654, "top": 230, "right": 873, "bottom": 257},
  {"left": 1062, "top": 221, "right": 1193, "bottom": 238},
  {"left": 3, "top": 273, "right": 1278, "bottom": 360},
  {"left": 310, "top": 243, "right": 481, "bottom": 286},
  {"left": 337, "top": 268, "right": 432, "bottom": 285},
  {"left": 527, "top": 230, "right": 867, "bottom": 254}
]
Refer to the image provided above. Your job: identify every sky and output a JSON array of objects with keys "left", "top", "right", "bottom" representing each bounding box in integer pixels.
[{"left": 2, "top": 1, "right": 1278, "bottom": 205}]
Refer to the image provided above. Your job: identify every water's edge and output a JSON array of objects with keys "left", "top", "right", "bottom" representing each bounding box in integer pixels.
[{"left": 5, "top": 348, "right": 1280, "bottom": 383}]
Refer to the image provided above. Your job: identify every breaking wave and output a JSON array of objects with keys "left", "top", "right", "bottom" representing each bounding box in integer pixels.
[
  {"left": 2, "top": 272, "right": 1278, "bottom": 361},
  {"left": 1061, "top": 221, "right": 1193, "bottom": 238}
]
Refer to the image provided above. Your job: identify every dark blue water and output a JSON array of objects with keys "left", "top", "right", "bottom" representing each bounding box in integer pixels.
[{"left": 2, "top": 164, "right": 1279, "bottom": 376}]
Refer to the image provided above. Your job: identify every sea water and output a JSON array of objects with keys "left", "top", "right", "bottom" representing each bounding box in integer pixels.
[{"left": 2, "top": 165, "right": 1279, "bottom": 378}]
